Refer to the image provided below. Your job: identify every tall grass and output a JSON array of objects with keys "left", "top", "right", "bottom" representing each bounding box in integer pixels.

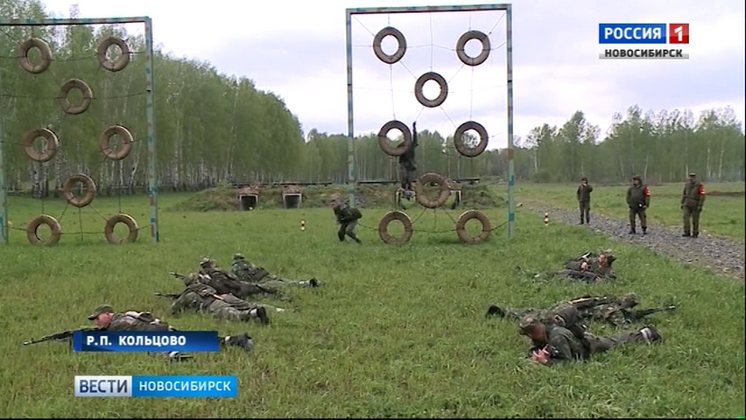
[{"left": 0, "top": 188, "right": 743, "bottom": 418}]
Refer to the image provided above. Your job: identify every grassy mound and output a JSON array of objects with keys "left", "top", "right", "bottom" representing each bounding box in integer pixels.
[{"left": 167, "top": 182, "right": 506, "bottom": 211}]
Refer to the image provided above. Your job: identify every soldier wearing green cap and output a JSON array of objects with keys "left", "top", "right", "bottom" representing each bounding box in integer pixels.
[
  {"left": 518, "top": 314, "right": 663, "bottom": 365},
  {"left": 681, "top": 172, "right": 706, "bottom": 237},
  {"left": 230, "top": 253, "right": 319, "bottom": 288}
]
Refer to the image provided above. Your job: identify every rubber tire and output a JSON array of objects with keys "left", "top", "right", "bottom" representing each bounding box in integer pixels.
[
  {"left": 58, "top": 79, "right": 93, "bottom": 115},
  {"left": 414, "top": 172, "right": 450, "bottom": 209},
  {"left": 378, "top": 211, "right": 413, "bottom": 244},
  {"left": 17, "top": 38, "right": 52, "bottom": 74},
  {"left": 63, "top": 174, "right": 97, "bottom": 208},
  {"left": 23, "top": 128, "right": 59, "bottom": 162},
  {"left": 454, "top": 121, "right": 489, "bottom": 157},
  {"left": 373, "top": 26, "right": 407, "bottom": 64},
  {"left": 96, "top": 36, "right": 131, "bottom": 72},
  {"left": 378, "top": 120, "right": 412, "bottom": 157},
  {"left": 104, "top": 213, "right": 139, "bottom": 244},
  {"left": 455, "top": 210, "right": 492, "bottom": 243},
  {"left": 414, "top": 71, "right": 448, "bottom": 108},
  {"left": 26, "top": 214, "right": 62, "bottom": 246},
  {"left": 456, "top": 30, "right": 491, "bottom": 66},
  {"left": 99, "top": 125, "right": 134, "bottom": 160}
]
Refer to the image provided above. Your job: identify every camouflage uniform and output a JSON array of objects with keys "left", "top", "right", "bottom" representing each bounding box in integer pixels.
[
  {"left": 87, "top": 304, "right": 173, "bottom": 332},
  {"left": 397, "top": 122, "right": 418, "bottom": 194},
  {"left": 626, "top": 176, "right": 651, "bottom": 234},
  {"left": 332, "top": 201, "right": 362, "bottom": 243},
  {"left": 576, "top": 177, "right": 593, "bottom": 224},
  {"left": 519, "top": 315, "right": 662, "bottom": 364},
  {"left": 199, "top": 258, "right": 281, "bottom": 299},
  {"left": 557, "top": 250, "right": 616, "bottom": 282},
  {"left": 87, "top": 304, "right": 189, "bottom": 360},
  {"left": 681, "top": 172, "right": 706, "bottom": 237},
  {"left": 170, "top": 276, "right": 273, "bottom": 324},
  {"left": 488, "top": 293, "right": 673, "bottom": 328},
  {"left": 230, "top": 254, "right": 318, "bottom": 289}
]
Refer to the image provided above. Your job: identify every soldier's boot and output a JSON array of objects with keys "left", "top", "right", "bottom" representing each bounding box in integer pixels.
[
  {"left": 347, "top": 231, "right": 362, "bottom": 244},
  {"left": 486, "top": 305, "right": 505, "bottom": 318},
  {"left": 628, "top": 227, "right": 636, "bottom": 234},
  {"left": 337, "top": 231, "right": 346, "bottom": 242},
  {"left": 249, "top": 307, "right": 270, "bottom": 325},
  {"left": 639, "top": 325, "right": 662, "bottom": 343},
  {"left": 223, "top": 333, "right": 253, "bottom": 352},
  {"left": 167, "top": 351, "right": 193, "bottom": 362},
  {"left": 682, "top": 231, "right": 691, "bottom": 237},
  {"left": 642, "top": 226, "right": 647, "bottom": 235},
  {"left": 298, "top": 278, "right": 320, "bottom": 287},
  {"left": 692, "top": 231, "right": 699, "bottom": 238}
]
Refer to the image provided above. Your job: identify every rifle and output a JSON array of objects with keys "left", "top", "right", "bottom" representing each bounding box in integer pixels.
[
  {"left": 624, "top": 305, "right": 677, "bottom": 322},
  {"left": 23, "top": 327, "right": 102, "bottom": 346},
  {"left": 170, "top": 271, "right": 187, "bottom": 280},
  {"left": 569, "top": 295, "right": 615, "bottom": 310},
  {"left": 155, "top": 292, "right": 182, "bottom": 299}
]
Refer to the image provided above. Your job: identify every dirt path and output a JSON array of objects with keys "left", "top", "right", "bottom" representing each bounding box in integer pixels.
[{"left": 521, "top": 200, "right": 745, "bottom": 281}]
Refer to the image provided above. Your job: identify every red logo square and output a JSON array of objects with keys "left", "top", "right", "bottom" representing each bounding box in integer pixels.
[{"left": 669, "top": 23, "right": 689, "bottom": 44}]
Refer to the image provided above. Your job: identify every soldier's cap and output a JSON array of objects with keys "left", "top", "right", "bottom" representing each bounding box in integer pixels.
[
  {"left": 688, "top": 172, "right": 696, "bottom": 177},
  {"left": 518, "top": 315, "right": 542, "bottom": 335},
  {"left": 233, "top": 253, "right": 245, "bottom": 260},
  {"left": 88, "top": 304, "right": 113, "bottom": 320},
  {"left": 199, "top": 257, "right": 213, "bottom": 266},
  {"left": 632, "top": 175, "right": 642, "bottom": 181},
  {"left": 621, "top": 292, "right": 640, "bottom": 305}
]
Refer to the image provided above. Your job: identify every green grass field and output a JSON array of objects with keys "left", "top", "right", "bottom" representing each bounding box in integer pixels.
[
  {"left": 0, "top": 186, "right": 744, "bottom": 418},
  {"left": 515, "top": 182, "right": 745, "bottom": 241}
]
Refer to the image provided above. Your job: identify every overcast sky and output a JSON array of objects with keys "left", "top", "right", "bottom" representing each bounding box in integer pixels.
[{"left": 36, "top": 0, "right": 746, "bottom": 149}]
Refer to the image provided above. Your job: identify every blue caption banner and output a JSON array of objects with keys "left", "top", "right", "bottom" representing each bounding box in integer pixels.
[
  {"left": 74, "top": 375, "right": 237, "bottom": 398},
  {"left": 72, "top": 331, "right": 219, "bottom": 352},
  {"left": 598, "top": 23, "right": 667, "bottom": 44}
]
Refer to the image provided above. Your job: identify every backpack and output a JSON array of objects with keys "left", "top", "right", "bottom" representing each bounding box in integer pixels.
[{"left": 350, "top": 207, "right": 362, "bottom": 220}]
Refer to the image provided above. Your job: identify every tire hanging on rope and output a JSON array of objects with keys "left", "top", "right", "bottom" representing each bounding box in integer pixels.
[
  {"left": 104, "top": 213, "right": 139, "bottom": 244},
  {"left": 17, "top": 37, "right": 52, "bottom": 74},
  {"left": 23, "top": 128, "right": 59, "bottom": 162},
  {"left": 26, "top": 214, "right": 62, "bottom": 246},
  {"left": 62, "top": 174, "right": 96, "bottom": 208},
  {"left": 378, "top": 211, "right": 414, "bottom": 244},
  {"left": 96, "top": 36, "right": 131, "bottom": 72},
  {"left": 377, "top": 120, "right": 412, "bottom": 157},
  {"left": 414, "top": 172, "right": 451, "bottom": 209},
  {"left": 99, "top": 125, "right": 134, "bottom": 160},
  {"left": 58, "top": 78, "right": 93, "bottom": 115},
  {"left": 454, "top": 121, "right": 489, "bottom": 157},
  {"left": 414, "top": 71, "right": 448, "bottom": 108},
  {"left": 373, "top": 26, "right": 407, "bottom": 64},
  {"left": 455, "top": 210, "right": 492, "bottom": 243},
  {"left": 456, "top": 30, "right": 491, "bottom": 66}
]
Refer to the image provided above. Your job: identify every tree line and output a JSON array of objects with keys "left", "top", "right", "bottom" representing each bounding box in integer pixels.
[{"left": 1, "top": 0, "right": 743, "bottom": 199}]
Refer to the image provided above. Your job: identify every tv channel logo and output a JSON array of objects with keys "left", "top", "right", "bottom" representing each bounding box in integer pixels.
[
  {"left": 74, "top": 375, "right": 238, "bottom": 398},
  {"left": 598, "top": 23, "right": 689, "bottom": 60}
]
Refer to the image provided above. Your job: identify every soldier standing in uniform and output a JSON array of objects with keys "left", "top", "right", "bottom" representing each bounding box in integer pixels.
[
  {"left": 626, "top": 175, "right": 651, "bottom": 235},
  {"left": 519, "top": 315, "right": 662, "bottom": 365},
  {"left": 576, "top": 177, "right": 593, "bottom": 224},
  {"left": 681, "top": 172, "right": 706, "bottom": 237}
]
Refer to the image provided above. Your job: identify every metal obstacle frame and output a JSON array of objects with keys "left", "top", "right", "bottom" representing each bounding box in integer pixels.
[
  {"left": 344, "top": 4, "right": 516, "bottom": 238},
  {"left": 0, "top": 16, "right": 159, "bottom": 244}
]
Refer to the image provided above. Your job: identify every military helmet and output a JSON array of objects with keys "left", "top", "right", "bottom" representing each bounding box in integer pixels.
[
  {"left": 621, "top": 292, "right": 640, "bottom": 307},
  {"left": 518, "top": 315, "right": 542, "bottom": 335}
]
